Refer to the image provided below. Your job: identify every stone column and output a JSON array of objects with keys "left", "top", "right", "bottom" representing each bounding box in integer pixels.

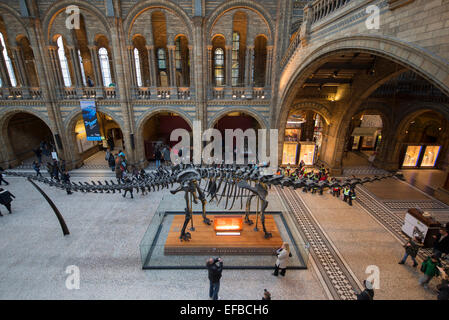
[
  {"left": 225, "top": 45, "right": 232, "bottom": 87},
  {"left": 128, "top": 46, "right": 137, "bottom": 88},
  {"left": 265, "top": 45, "right": 273, "bottom": 87},
  {"left": 47, "top": 46, "right": 64, "bottom": 88},
  {"left": 247, "top": 45, "right": 254, "bottom": 88},
  {"left": 188, "top": 45, "right": 194, "bottom": 88},
  {"left": 244, "top": 46, "right": 251, "bottom": 87},
  {"left": 68, "top": 47, "right": 83, "bottom": 93},
  {"left": 88, "top": 46, "right": 102, "bottom": 87},
  {"left": 207, "top": 45, "right": 212, "bottom": 86},
  {"left": 12, "top": 47, "right": 28, "bottom": 87},
  {"left": 167, "top": 45, "right": 176, "bottom": 88},
  {"left": 146, "top": 45, "right": 157, "bottom": 88}
]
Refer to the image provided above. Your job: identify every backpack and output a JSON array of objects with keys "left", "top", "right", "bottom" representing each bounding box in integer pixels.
[{"left": 420, "top": 259, "right": 428, "bottom": 273}]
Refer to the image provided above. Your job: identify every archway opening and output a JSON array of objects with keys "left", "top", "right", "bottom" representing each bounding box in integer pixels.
[
  {"left": 4, "top": 112, "right": 54, "bottom": 167},
  {"left": 141, "top": 112, "right": 192, "bottom": 163},
  {"left": 282, "top": 110, "right": 325, "bottom": 167},
  {"left": 72, "top": 111, "right": 123, "bottom": 168},
  {"left": 343, "top": 113, "right": 383, "bottom": 168},
  {"left": 213, "top": 111, "right": 262, "bottom": 163}
]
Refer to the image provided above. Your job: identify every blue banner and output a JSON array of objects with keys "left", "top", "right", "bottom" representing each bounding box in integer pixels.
[{"left": 80, "top": 100, "right": 102, "bottom": 141}]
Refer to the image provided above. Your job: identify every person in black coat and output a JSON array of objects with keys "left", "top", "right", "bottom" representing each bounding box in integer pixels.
[
  {"left": 432, "top": 227, "right": 449, "bottom": 258},
  {"left": 0, "top": 188, "right": 15, "bottom": 216},
  {"left": 436, "top": 267, "right": 449, "bottom": 300},
  {"left": 206, "top": 257, "right": 223, "bottom": 300},
  {"left": 356, "top": 280, "right": 374, "bottom": 300},
  {"left": 61, "top": 171, "right": 72, "bottom": 195},
  {"left": 0, "top": 168, "right": 9, "bottom": 186}
]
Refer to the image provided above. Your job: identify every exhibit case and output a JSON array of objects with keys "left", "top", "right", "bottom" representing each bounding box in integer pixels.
[
  {"left": 282, "top": 142, "right": 298, "bottom": 165},
  {"left": 420, "top": 145, "right": 441, "bottom": 167},
  {"left": 402, "top": 145, "right": 422, "bottom": 167},
  {"left": 139, "top": 194, "right": 310, "bottom": 269},
  {"left": 299, "top": 142, "right": 316, "bottom": 166}
]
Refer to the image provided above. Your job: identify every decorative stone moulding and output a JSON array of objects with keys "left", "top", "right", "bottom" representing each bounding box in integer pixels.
[{"left": 388, "top": 0, "right": 414, "bottom": 10}]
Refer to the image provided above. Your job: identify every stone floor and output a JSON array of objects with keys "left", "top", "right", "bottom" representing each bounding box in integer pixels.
[{"left": 0, "top": 168, "right": 447, "bottom": 300}]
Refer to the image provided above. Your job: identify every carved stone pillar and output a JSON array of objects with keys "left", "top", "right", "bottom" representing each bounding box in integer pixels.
[
  {"left": 188, "top": 45, "right": 194, "bottom": 88},
  {"left": 265, "top": 45, "right": 273, "bottom": 87},
  {"left": 225, "top": 45, "right": 232, "bottom": 87},
  {"left": 207, "top": 45, "right": 213, "bottom": 86},
  {"left": 128, "top": 46, "right": 137, "bottom": 88},
  {"left": 11, "top": 47, "right": 27, "bottom": 87},
  {"left": 88, "top": 46, "right": 102, "bottom": 87},
  {"left": 47, "top": 46, "right": 64, "bottom": 88},
  {"left": 146, "top": 45, "right": 157, "bottom": 88},
  {"left": 68, "top": 46, "right": 83, "bottom": 88},
  {"left": 167, "top": 45, "right": 176, "bottom": 88}
]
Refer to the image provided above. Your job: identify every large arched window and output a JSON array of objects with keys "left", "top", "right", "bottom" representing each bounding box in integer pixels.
[
  {"left": 0, "top": 33, "right": 17, "bottom": 87},
  {"left": 214, "top": 48, "right": 225, "bottom": 86},
  {"left": 157, "top": 48, "right": 167, "bottom": 70},
  {"left": 134, "top": 47, "right": 143, "bottom": 87},
  {"left": 56, "top": 36, "right": 71, "bottom": 87},
  {"left": 98, "top": 47, "right": 112, "bottom": 87},
  {"left": 231, "top": 32, "right": 240, "bottom": 86}
]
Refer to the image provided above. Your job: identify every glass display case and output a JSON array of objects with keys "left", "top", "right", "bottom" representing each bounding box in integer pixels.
[
  {"left": 299, "top": 142, "right": 316, "bottom": 166},
  {"left": 420, "top": 146, "right": 441, "bottom": 167},
  {"left": 282, "top": 142, "right": 298, "bottom": 165},
  {"left": 402, "top": 145, "right": 422, "bottom": 167}
]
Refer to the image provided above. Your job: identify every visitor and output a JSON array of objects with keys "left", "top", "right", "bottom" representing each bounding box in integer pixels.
[
  {"left": 122, "top": 174, "right": 134, "bottom": 199},
  {"left": 343, "top": 186, "right": 354, "bottom": 206},
  {"left": 299, "top": 159, "right": 305, "bottom": 170},
  {"left": 398, "top": 235, "right": 423, "bottom": 267},
  {"left": 108, "top": 152, "right": 115, "bottom": 172},
  {"left": 331, "top": 178, "right": 341, "bottom": 197},
  {"left": 436, "top": 266, "right": 449, "bottom": 300},
  {"left": 163, "top": 145, "right": 171, "bottom": 166},
  {"left": 32, "top": 161, "right": 42, "bottom": 177},
  {"left": 0, "top": 187, "right": 15, "bottom": 215},
  {"left": 115, "top": 154, "right": 123, "bottom": 183},
  {"left": 61, "top": 170, "right": 72, "bottom": 195},
  {"left": 432, "top": 227, "right": 449, "bottom": 259},
  {"left": 356, "top": 280, "right": 375, "bottom": 300},
  {"left": 419, "top": 255, "right": 441, "bottom": 289},
  {"left": 87, "top": 76, "right": 94, "bottom": 87},
  {"left": 107, "top": 136, "right": 114, "bottom": 150},
  {"left": 46, "top": 161, "right": 54, "bottom": 179},
  {"left": 262, "top": 289, "right": 271, "bottom": 300},
  {"left": 154, "top": 147, "right": 162, "bottom": 168},
  {"left": 60, "top": 160, "right": 66, "bottom": 173},
  {"left": 0, "top": 167, "right": 9, "bottom": 186},
  {"left": 52, "top": 159, "right": 60, "bottom": 182},
  {"left": 34, "top": 147, "right": 42, "bottom": 164},
  {"left": 273, "top": 242, "right": 291, "bottom": 277},
  {"left": 206, "top": 257, "right": 223, "bottom": 300}
]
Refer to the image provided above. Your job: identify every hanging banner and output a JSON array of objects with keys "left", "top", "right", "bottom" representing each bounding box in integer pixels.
[{"left": 80, "top": 100, "right": 102, "bottom": 141}]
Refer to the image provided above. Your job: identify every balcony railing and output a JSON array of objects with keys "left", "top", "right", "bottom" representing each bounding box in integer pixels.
[
  {"left": 0, "top": 87, "right": 43, "bottom": 100},
  {"left": 210, "top": 87, "right": 270, "bottom": 100},
  {"left": 133, "top": 87, "right": 194, "bottom": 100},
  {"left": 311, "top": 0, "right": 352, "bottom": 24},
  {"left": 57, "top": 87, "right": 117, "bottom": 100}
]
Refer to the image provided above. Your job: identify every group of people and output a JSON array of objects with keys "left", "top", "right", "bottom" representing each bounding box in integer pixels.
[
  {"left": 153, "top": 145, "right": 175, "bottom": 168},
  {"left": 206, "top": 242, "right": 290, "bottom": 300},
  {"left": 279, "top": 164, "right": 357, "bottom": 206},
  {"left": 398, "top": 224, "right": 449, "bottom": 300},
  {"left": 32, "top": 141, "right": 55, "bottom": 165}
]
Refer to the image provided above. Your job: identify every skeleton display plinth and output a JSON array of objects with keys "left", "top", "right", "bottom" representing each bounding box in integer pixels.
[
  {"left": 164, "top": 213, "right": 283, "bottom": 255},
  {"left": 213, "top": 216, "right": 243, "bottom": 235}
]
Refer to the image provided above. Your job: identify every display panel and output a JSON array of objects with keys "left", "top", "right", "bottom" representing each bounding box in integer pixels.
[
  {"left": 402, "top": 145, "right": 422, "bottom": 167},
  {"left": 420, "top": 146, "right": 441, "bottom": 167},
  {"left": 299, "top": 143, "right": 315, "bottom": 166},
  {"left": 282, "top": 143, "right": 298, "bottom": 165},
  {"left": 285, "top": 129, "right": 300, "bottom": 142}
]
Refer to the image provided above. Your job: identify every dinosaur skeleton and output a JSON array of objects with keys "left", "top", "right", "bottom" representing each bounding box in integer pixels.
[{"left": 5, "top": 165, "right": 399, "bottom": 241}]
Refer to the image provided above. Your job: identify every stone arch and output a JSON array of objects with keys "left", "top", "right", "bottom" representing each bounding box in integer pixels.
[
  {"left": 124, "top": 0, "right": 194, "bottom": 45},
  {"left": 135, "top": 107, "right": 193, "bottom": 166},
  {"left": 277, "top": 35, "right": 449, "bottom": 130},
  {"left": 42, "top": 0, "right": 111, "bottom": 45},
  {"left": 208, "top": 108, "right": 267, "bottom": 130},
  {"left": 205, "top": 0, "right": 274, "bottom": 44},
  {"left": 0, "top": 108, "right": 53, "bottom": 167},
  {"left": 388, "top": 104, "right": 449, "bottom": 168},
  {"left": 0, "top": 3, "right": 30, "bottom": 41},
  {"left": 285, "top": 101, "right": 332, "bottom": 126}
]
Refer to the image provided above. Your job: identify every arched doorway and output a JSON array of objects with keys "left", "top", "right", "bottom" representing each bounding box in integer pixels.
[
  {"left": 1, "top": 112, "right": 54, "bottom": 168},
  {"left": 343, "top": 112, "right": 384, "bottom": 168},
  {"left": 212, "top": 111, "right": 263, "bottom": 164},
  {"left": 140, "top": 112, "right": 192, "bottom": 166},
  {"left": 282, "top": 110, "right": 327, "bottom": 167},
  {"left": 70, "top": 111, "right": 123, "bottom": 168}
]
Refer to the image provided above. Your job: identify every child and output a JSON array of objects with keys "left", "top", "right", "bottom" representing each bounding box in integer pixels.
[
  {"left": 419, "top": 255, "right": 441, "bottom": 289},
  {"left": 398, "top": 236, "right": 423, "bottom": 267}
]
